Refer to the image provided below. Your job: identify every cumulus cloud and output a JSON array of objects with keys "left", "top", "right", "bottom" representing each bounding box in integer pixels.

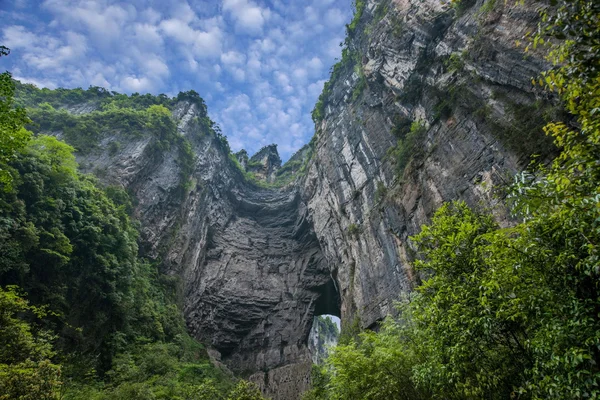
[
  {"left": 121, "top": 76, "right": 153, "bottom": 92},
  {"left": 2, "top": 25, "right": 39, "bottom": 50},
  {"left": 221, "top": 50, "right": 245, "bottom": 65},
  {"left": 222, "top": 0, "right": 270, "bottom": 35},
  {"left": 159, "top": 18, "right": 196, "bottom": 44},
  {"left": 2, "top": 0, "right": 351, "bottom": 160}
]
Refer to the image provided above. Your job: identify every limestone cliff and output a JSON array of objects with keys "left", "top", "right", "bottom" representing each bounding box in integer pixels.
[
  {"left": 300, "top": 0, "right": 559, "bottom": 335},
  {"left": 308, "top": 316, "right": 340, "bottom": 365},
  {"left": 20, "top": 0, "right": 561, "bottom": 398}
]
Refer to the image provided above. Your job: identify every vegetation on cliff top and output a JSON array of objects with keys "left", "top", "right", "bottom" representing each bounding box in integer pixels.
[
  {"left": 311, "top": 0, "right": 368, "bottom": 125},
  {"left": 304, "top": 0, "right": 600, "bottom": 399},
  {"left": 0, "top": 56, "right": 265, "bottom": 399}
]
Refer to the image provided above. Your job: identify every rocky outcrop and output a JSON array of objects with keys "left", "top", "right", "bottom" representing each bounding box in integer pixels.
[
  {"left": 54, "top": 99, "right": 338, "bottom": 396},
  {"left": 247, "top": 144, "right": 282, "bottom": 183},
  {"left": 308, "top": 316, "right": 340, "bottom": 364},
  {"left": 300, "top": 0, "right": 557, "bottom": 334},
  {"left": 26, "top": 0, "right": 560, "bottom": 398}
]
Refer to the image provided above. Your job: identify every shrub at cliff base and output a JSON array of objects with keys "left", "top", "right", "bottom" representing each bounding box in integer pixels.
[{"left": 307, "top": 0, "right": 600, "bottom": 399}]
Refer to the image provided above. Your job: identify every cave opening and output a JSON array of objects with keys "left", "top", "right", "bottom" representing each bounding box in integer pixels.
[{"left": 308, "top": 277, "right": 341, "bottom": 364}]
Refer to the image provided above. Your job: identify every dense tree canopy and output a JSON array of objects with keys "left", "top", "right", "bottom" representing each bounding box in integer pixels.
[
  {"left": 0, "top": 48, "right": 264, "bottom": 399},
  {"left": 307, "top": 1, "right": 600, "bottom": 399}
]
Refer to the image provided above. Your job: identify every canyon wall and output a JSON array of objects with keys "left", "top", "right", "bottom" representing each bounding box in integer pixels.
[{"left": 25, "top": 0, "right": 560, "bottom": 398}]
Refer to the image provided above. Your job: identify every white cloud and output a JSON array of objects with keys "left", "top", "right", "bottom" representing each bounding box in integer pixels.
[
  {"left": 274, "top": 71, "right": 289, "bottom": 87},
  {"left": 14, "top": 0, "right": 30, "bottom": 8},
  {"left": 170, "top": 1, "right": 196, "bottom": 24},
  {"left": 144, "top": 57, "right": 170, "bottom": 77},
  {"left": 121, "top": 76, "right": 153, "bottom": 92},
  {"left": 231, "top": 67, "right": 246, "bottom": 82},
  {"left": 2, "top": 25, "right": 39, "bottom": 50},
  {"left": 90, "top": 72, "right": 111, "bottom": 88},
  {"left": 222, "top": 0, "right": 270, "bottom": 35},
  {"left": 141, "top": 8, "right": 162, "bottom": 24},
  {"left": 13, "top": 75, "right": 57, "bottom": 89},
  {"left": 292, "top": 68, "right": 307, "bottom": 82},
  {"left": 134, "top": 23, "right": 164, "bottom": 49},
  {"left": 306, "top": 56, "right": 324, "bottom": 76},
  {"left": 221, "top": 51, "right": 245, "bottom": 65},
  {"left": 193, "top": 28, "right": 223, "bottom": 58},
  {"left": 253, "top": 37, "right": 276, "bottom": 53},
  {"left": 160, "top": 19, "right": 196, "bottom": 44},
  {"left": 160, "top": 18, "right": 222, "bottom": 58},
  {"left": 43, "top": 1, "right": 133, "bottom": 44},
  {"left": 4, "top": 0, "right": 353, "bottom": 161}
]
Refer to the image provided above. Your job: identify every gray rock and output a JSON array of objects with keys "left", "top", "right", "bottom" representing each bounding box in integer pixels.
[{"left": 42, "top": 1, "right": 557, "bottom": 398}]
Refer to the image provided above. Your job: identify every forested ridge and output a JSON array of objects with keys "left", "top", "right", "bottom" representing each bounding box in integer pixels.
[
  {"left": 0, "top": 0, "right": 599, "bottom": 399},
  {"left": 0, "top": 50, "right": 265, "bottom": 399},
  {"left": 304, "top": 0, "right": 600, "bottom": 399}
]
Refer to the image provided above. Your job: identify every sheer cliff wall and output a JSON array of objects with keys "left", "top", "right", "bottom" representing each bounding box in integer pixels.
[{"left": 28, "top": 0, "right": 559, "bottom": 398}]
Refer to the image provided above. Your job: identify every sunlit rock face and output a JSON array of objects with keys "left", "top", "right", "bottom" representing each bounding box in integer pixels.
[
  {"left": 308, "top": 316, "right": 340, "bottom": 364},
  {"left": 36, "top": 0, "right": 558, "bottom": 398}
]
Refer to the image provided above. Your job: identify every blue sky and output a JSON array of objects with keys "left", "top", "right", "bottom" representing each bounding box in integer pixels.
[{"left": 0, "top": 0, "right": 353, "bottom": 161}]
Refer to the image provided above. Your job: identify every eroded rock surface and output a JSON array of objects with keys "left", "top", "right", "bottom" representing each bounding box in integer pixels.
[
  {"left": 33, "top": 1, "right": 559, "bottom": 398},
  {"left": 300, "top": 0, "right": 557, "bottom": 334}
]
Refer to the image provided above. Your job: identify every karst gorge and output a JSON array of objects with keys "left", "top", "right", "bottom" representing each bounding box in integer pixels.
[{"left": 1, "top": 0, "right": 599, "bottom": 399}]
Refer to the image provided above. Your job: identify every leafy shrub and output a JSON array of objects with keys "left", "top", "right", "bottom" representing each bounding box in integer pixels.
[
  {"left": 347, "top": 223, "right": 360, "bottom": 237},
  {"left": 0, "top": 287, "right": 62, "bottom": 400},
  {"left": 374, "top": 181, "right": 387, "bottom": 203},
  {"left": 386, "top": 120, "right": 427, "bottom": 176}
]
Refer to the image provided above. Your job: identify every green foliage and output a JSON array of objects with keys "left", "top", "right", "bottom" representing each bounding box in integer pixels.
[
  {"left": 346, "top": 0, "right": 366, "bottom": 37},
  {"left": 318, "top": 316, "right": 339, "bottom": 339},
  {"left": 445, "top": 52, "right": 465, "bottom": 72},
  {"left": 1, "top": 60, "right": 254, "bottom": 400},
  {"left": 14, "top": 83, "right": 111, "bottom": 110},
  {"left": 338, "top": 315, "right": 361, "bottom": 346},
  {"left": 372, "top": 2, "right": 389, "bottom": 24},
  {"left": 63, "top": 341, "right": 234, "bottom": 400},
  {"left": 312, "top": 40, "right": 362, "bottom": 124},
  {"left": 407, "top": 203, "right": 532, "bottom": 398},
  {"left": 0, "top": 135, "right": 152, "bottom": 368},
  {"left": 273, "top": 144, "right": 314, "bottom": 187},
  {"left": 0, "top": 286, "right": 62, "bottom": 400},
  {"left": 0, "top": 71, "right": 32, "bottom": 190},
  {"left": 351, "top": 63, "right": 367, "bottom": 102},
  {"left": 20, "top": 86, "right": 197, "bottom": 196},
  {"left": 321, "top": 319, "right": 428, "bottom": 400},
  {"left": 310, "top": 2, "right": 600, "bottom": 399},
  {"left": 273, "top": 159, "right": 303, "bottom": 185},
  {"left": 301, "top": 365, "right": 330, "bottom": 400},
  {"left": 493, "top": 97, "right": 559, "bottom": 158},
  {"left": 386, "top": 120, "right": 427, "bottom": 176},
  {"left": 176, "top": 90, "right": 208, "bottom": 115},
  {"left": 226, "top": 381, "right": 264, "bottom": 400},
  {"left": 451, "top": 0, "right": 477, "bottom": 17},
  {"left": 108, "top": 140, "right": 121, "bottom": 156},
  {"left": 311, "top": 316, "right": 340, "bottom": 365},
  {"left": 347, "top": 223, "right": 360, "bottom": 238},
  {"left": 478, "top": 0, "right": 496, "bottom": 16},
  {"left": 0, "top": 129, "right": 239, "bottom": 400}
]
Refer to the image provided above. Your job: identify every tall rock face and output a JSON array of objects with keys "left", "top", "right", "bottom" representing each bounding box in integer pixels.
[
  {"left": 234, "top": 144, "right": 283, "bottom": 183},
  {"left": 247, "top": 144, "right": 282, "bottom": 183},
  {"left": 308, "top": 316, "right": 340, "bottom": 365},
  {"left": 300, "top": 0, "right": 558, "bottom": 333},
  {"left": 20, "top": 0, "right": 560, "bottom": 398}
]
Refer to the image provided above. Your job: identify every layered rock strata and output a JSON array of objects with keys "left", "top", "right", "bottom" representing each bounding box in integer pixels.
[{"left": 34, "top": 0, "right": 559, "bottom": 398}]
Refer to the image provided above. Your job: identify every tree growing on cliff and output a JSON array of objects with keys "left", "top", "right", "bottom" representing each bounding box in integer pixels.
[
  {"left": 310, "top": 0, "right": 600, "bottom": 398},
  {"left": 0, "top": 48, "right": 31, "bottom": 190}
]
